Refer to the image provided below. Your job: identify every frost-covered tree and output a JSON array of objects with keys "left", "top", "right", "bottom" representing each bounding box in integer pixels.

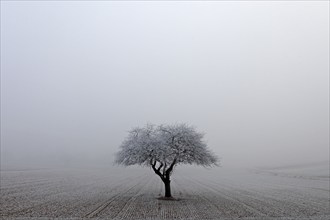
[{"left": 115, "top": 123, "right": 219, "bottom": 198}]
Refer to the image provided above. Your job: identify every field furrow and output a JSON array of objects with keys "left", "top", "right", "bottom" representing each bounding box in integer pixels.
[{"left": 1, "top": 167, "right": 329, "bottom": 219}]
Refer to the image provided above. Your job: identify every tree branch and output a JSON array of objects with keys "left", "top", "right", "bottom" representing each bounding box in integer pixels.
[
  {"left": 150, "top": 159, "right": 165, "bottom": 182},
  {"left": 159, "top": 127, "right": 171, "bottom": 135},
  {"left": 162, "top": 162, "right": 167, "bottom": 175},
  {"left": 157, "top": 162, "right": 163, "bottom": 172},
  {"left": 165, "top": 158, "right": 177, "bottom": 177}
]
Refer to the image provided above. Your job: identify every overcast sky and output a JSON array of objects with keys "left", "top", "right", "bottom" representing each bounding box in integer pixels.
[{"left": 1, "top": 1, "right": 329, "bottom": 169}]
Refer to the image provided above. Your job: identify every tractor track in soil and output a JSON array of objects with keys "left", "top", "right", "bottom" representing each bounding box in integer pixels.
[
  {"left": 1, "top": 168, "right": 329, "bottom": 219},
  {"left": 84, "top": 175, "right": 149, "bottom": 218}
]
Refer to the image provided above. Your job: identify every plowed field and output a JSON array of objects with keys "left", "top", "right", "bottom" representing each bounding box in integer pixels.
[{"left": 1, "top": 166, "right": 329, "bottom": 219}]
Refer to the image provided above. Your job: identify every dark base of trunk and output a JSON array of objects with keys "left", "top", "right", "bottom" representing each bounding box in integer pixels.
[
  {"left": 157, "top": 196, "right": 180, "bottom": 201},
  {"left": 164, "top": 180, "right": 171, "bottom": 197}
]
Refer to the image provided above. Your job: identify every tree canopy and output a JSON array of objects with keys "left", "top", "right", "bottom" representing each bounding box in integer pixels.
[
  {"left": 115, "top": 123, "right": 218, "bottom": 169},
  {"left": 115, "top": 123, "right": 219, "bottom": 198}
]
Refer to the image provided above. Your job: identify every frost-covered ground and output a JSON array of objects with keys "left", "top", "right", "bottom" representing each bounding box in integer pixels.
[{"left": 1, "top": 163, "right": 329, "bottom": 220}]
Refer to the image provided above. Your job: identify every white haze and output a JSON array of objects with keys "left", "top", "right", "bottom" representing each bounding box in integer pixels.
[{"left": 1, "top": 1, "right": 329, "bottom": 170}]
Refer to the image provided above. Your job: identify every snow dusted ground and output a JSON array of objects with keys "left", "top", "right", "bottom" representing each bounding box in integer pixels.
[{"left": 1, "top": 164, "right": 329, "bottom": 220}]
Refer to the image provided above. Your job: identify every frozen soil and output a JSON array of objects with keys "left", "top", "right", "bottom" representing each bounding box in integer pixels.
[{"left": 1, "top": 165, "right": 329, "bottom": 220}]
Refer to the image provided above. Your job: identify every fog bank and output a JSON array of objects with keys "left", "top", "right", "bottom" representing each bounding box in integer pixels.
[{"left": 1, "top": 1, "right": 329, "bottom": 170}]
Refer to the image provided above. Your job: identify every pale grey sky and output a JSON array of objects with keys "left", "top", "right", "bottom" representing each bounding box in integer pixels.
[{"left": 1, "top": 1, "right": 329, "bottom": 169}]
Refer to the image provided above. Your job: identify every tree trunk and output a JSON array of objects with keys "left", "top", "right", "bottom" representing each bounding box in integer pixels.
[{"left": 164, "top": 180, "right": 171, "bottom": 197}]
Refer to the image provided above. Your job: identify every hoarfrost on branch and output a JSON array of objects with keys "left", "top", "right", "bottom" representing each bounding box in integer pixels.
[{"left": 115, "top": 123, "right": 219, "bottom": 197}]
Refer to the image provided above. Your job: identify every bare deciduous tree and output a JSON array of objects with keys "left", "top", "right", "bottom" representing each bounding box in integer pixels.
[{"left": 115, "top": 123, "right": 219, "bottom": 198}]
